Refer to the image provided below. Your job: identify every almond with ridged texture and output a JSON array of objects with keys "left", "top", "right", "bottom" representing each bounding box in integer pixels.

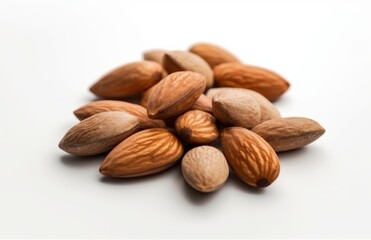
[
  {"left": 221, "top": 127, "right": 280, "bottom": 188},
  {"left": 189, "top": 43, "right": 240, "bottom": 69},
  {"left": 190, "top": 94, "right": 213, "bottom": 114},
  {"left": 212, "top": 90, "right": 261, "bottom": 129},
  {"left": 73, "top": 100, "right": 165, "bottom": 129},
  {"left": 90, "top": 61, "right": 163, "bottom": 99},
  {"left": 100, "top": 128, "right": 184, "bottom": 177},
  {"left": 214, "top": 62, "right": 290, "bottom": 101},
  {"left": 175, "top": 110, "right": 219, "bottom": 144},
  {"left": 182, "top": 146, "right": 229, "bottom": 193},
  {"left": 252, "top": 117, "right": 326, "bottom": 152},
  {"left": 207, "top": 87, "right": 280, "bottom": 123},
  {"left": 59, "top": 112, "right": 140, "bottom": 156},
  {"left": 163, "top": 51, "right": 214, "bottom": 88},
  {"left": 147, "top": 71, "right": 206, "bottom": 119}
]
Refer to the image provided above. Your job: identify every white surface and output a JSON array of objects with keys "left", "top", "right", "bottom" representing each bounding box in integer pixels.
[{"left": 1, "top": 0, "right": 371, "bottom": 238}]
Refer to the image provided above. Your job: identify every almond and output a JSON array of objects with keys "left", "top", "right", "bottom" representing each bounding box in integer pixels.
[
  {"left": 189, "top": 42, "right": 240, "bottom": 68},
  {"left": 207, "top": 87, "right": 280, "bottom": 123},
  {"left": 182, "top": 146, "right": 229, "bottom": 192},
  {"left": 214, "top": 62, "right": 290, "bottom": 101},
  {"left": 163, "top": 51, "right": 214, "bottom": 88},
  {"left": 252, "top": 117, "right": 326, "bottom": 152},
  {"left": 100, "top": 128, "right": 184, "bottom": 177},
  {"left": 90, "top": 61, "right": 163, "bottom": 99},
  {"left": 143, "top": 49, "right": 168, "bottom": 77},
  {"left": 59, "top": 112, "right": 140, "bottom": 156},
  {"left": 139, "top": 84, "right": 157, "bottom": 108},
  {"left": 190, "top": 94, "right": 213, "bottom": 114},
  {"left": 221, "top": 127, "right": 280, "bottom": 188},
  {"left": 147, "top": 71, "right": 206, "bottom": 119},
  {"left": 212, "top": 90, "right": 261, "bottom": 129},
  {"left": 175, "top": 110, "right": 219, "bottom": 144},
  {"left": 73, "top": 100, "right": 165, "bottom": 129}
]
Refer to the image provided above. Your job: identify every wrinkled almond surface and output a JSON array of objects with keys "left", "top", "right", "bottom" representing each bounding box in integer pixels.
[
  {"left": 221, "top": 127, "right": 280, "bottom": 188},
  {"left": 214, "top": 62, "right": 290, "bottom": 101},
  {"left": 252, "top": 117, "right": 325, "bottom": 152},
  {"left": 182, "top": 146, "right": 229, "bottom": 192},
  {"left": 59, "top": 112, "right": 140, "bottom": 156},
  {"left": 100, "top": 128, "right": 183, "bottom": 177}
]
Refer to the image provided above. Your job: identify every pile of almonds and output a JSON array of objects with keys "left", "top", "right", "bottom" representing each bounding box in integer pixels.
[{"left": 59, "top": 43, "right": 325, "bottom": 192}]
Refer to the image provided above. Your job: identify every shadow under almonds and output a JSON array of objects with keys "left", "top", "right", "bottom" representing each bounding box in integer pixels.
[
  {"left": 60, "top": 154, "right": 105, "bottom": 168},
  {"left": 227, "top": 173, "right": 266, "bottom": 195},
  {"left": 277, "top": 147, "right": 309, "bottom": 161},
  {"left": 99, "top": 162, "right": 180, "bottom": 186}
]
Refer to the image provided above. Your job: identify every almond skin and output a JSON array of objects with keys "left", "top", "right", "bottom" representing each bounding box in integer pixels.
[
  {"left": 214, "top": 62, "right": 290, "bottom": 101},
  {"left": 221, "top": 127, "right": 280, "bottom": 188},
  {"left": 59, "top": 112, "right": 140, "bottom": 156},
  {"left": 190, "top": 94, "right": 213, "bottom": 114},
  {"left": 252, "top": 117, "right": 326, "bottom": 152},
  {"left": 163, "top": 51, "right": 214, "bottom": 88},
  {"left": 147, "top": 71, "right": 206, "bottom": 119},
  {"left": 143, "top": 49, "right": 168, "bottom": 77},
  {"left": 175, "top": 110, "right": 219, "bottom": 144},
  {"left": 212, "top": 90, "right": 261, "bottom": 129},
  {"left": 100, "top": 128, "right": 184, "bottom": 177},
  {"left": 73, "top": 100, "right": 165, "bottom": 129},
  {"left": 189, "top": 43, "right": 240, "bottom": 69},
  {"left": 90, "top": 61, "right": 163, "bottom": 99},
  {"left": 207, "top": 87, "right": 280, "bottom": 123},
  {"left": 182, "top": 146, "right": 229, "bottom": 193}
]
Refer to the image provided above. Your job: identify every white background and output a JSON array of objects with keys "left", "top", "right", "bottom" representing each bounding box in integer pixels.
[{"left": 1, "top": 0, "right": 371, "bottom": 238}]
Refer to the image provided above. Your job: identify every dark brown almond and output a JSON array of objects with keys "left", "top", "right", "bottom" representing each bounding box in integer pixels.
[{"left": 251, "top": 117, "right": 326, "bottom": 152}]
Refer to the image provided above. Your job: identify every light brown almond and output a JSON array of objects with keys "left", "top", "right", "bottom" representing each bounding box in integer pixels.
[
  {"left": 147, "top": 71, "right": 206, "bottom": 119},
  {"left": 212, "top": 90, "right": 261, "bottom": 129},
  {"left": 175, "top": 110, "right": 219, "bottom": 144},
  {"left": 143, "top": 49, "right": 168, "bottom": 77},
  {"left": 163, "top": 51, "right": 214, "bottom": 88},
  {"left": 59, "top": 112, "right": 140, "bottom": 156},
  {"left": 189, "top": 42, "right": 240, "bottom": 68},
  {"left": 182, "top": 146, "right": 229, "bottom": 193},
  {"left": 207, "top": 87, "right": 280, "bottom": 123},
  {"left": 100, "top": 128, "right": 184, "bottom": 177},
  {"left": 90, "top": 61, "right": 163, "bottom": 99},
  {"left": 73, "top": 100, "right": 165, "bottom": 129},
  {"left": 221, "top": 127, "right": 280, "bottom": 188},
  {"left": 251, "top": 117, "right": 326, "bottom": 152},
  {"left": 214, "top": 62, "right": 290, "bottom": 101},
  {"left": 190, "top": 94, "right": 213, "bottom": 114}
]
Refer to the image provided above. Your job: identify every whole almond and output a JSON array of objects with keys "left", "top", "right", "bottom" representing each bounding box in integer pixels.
[
  {"left": 59, "top": 112, "right": 140, "bottom": 156},
  {"left": 90, "top": 61, "right": 163, "bottom": 99},
  {"left": 252, "top": 117, "right": 326, "bottom": 152},
  {"left": 73, "top": 100, "right": 165, "bottom": 129},
  {"left": 143, "top": 49, "right": 168, "bottom": 77},
  {"left": 189, "top": 43, "right": 240, "bottom": 69},
  {"left": 182, "top": 146, "right": 229, "bottom": 192},
  {"left": 163, "top": 51, "right": 214, "bottom": 88},
  {"left": 147, "top": 71, "right": 206, "bottom": 119},
  {"left": 214, "top": 62, "right": 290, "bottom": 101},
  {"left": 175, "top": 110, "right": 219, "bottom": 144},
  {"left": 190, "top": 94, "right": 213, "bottom": 114},
  {"left": 212, "top": 90, "right": 261, "bottom": 129},
  {"left": 100, "top": 128, "right": 184, "bottom": 177},
  {"left": 221, "top": 127, "right": 280, "bottom": 188},
  {"left": 207, "top": 87, "right": 280, "bottom": 123}
]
